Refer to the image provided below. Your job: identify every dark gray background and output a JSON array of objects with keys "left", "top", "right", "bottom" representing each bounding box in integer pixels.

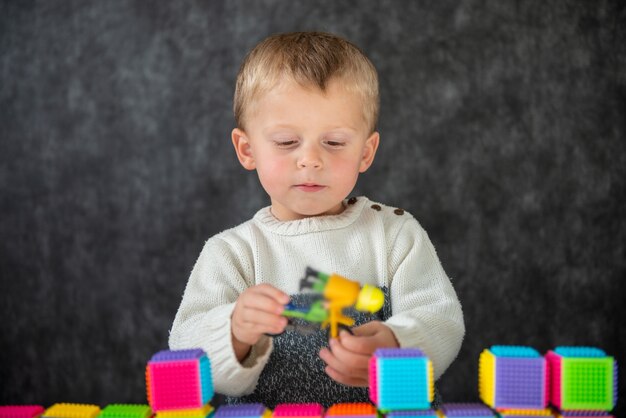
[{"left": 1, "top": 0, "right": 624, "bottom": 413}]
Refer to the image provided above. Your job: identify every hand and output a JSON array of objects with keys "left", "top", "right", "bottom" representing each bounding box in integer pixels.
[
  {"left": 231, "top": 284, "right": 290, "bottom": 362},
  {"left": 319, "top": 321, "right": 399, "bottom": 386}
]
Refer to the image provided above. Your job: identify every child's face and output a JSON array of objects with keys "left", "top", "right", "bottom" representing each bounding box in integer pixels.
[{"left": 232, "top": 78, "right": 379, "bottom": 221}]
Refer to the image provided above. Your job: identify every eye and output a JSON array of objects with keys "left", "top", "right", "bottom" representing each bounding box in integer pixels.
[
  {"left": 274, "top": 139, "right": 299, "bottom": 148},
  {"left": 324, "top": 140, "right": 346, "bottom": 148}
]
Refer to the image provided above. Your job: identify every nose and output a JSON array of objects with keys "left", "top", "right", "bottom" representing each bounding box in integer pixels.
[{"left": 297, "top": 144, "right": 323, "bottom": 169}]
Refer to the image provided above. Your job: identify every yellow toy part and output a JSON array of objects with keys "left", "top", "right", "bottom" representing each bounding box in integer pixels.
[
  {"left": 355, "top": 284, "right": 384, "bottom": 313},
  {"left": 324, "top": 274, "right": 361, "bottom": 306},
  {"left": 297, "top": 267, "right": 386, "bottom": 339}
]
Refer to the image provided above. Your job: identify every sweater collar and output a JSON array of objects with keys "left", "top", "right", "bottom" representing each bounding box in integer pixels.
[{"left": 252, "top": 196, "right": 369, "bottom": 236}]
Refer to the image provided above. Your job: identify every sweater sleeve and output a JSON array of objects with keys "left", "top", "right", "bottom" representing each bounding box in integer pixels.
[
  {"left": 168, "top": 235, "right": 272, "bottom": 396},
  {"left": 383, "top": 216, "right": 465, "bottom": 380}
]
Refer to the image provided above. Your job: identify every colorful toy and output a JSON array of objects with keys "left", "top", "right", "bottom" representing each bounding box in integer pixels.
[
  {"left": 280, "top": 300, "right": 329, "bottom": 336},
  {"left": 145, "top": 349, "right": 213, "bottom": 412},
  {"left": 272, "top": 404, "right": 324, "bottom": 418},
  {"left": 98, "top": 405, "right": 152, "bottom": 418},
  {"left": 154, "top": 405, "right": 213, "bottom": 418},
  {"left": 495, "top": 409, "right": 554, "bottom": 417},
  {"left": 0, "top": 406, "right": 45, "bottom": 418},
  {"left": 545, "top": 347, "right": 617, "bottom": 412},
  {"left": 555, "top": 412, "right": 614, "bottom": 417},
  {"left": 43, "top": 404, "right": 101, "bottom": 418},
  {"left": 369, "top": 348, "right": 434, "bottom": 411},
  {"left": 324, "top": 403, "right": 377, "bottom": 418},
  {"left": 283, "top": 267, "right": 384, "bottom": 338},
  {"left": 214, "top": 404, "right": 270, "bottom": 418},
  {"left": 438, "top": 403, "right": 494, "bottom": 417},
  {"left": 4, "top": 342, "right": 621, "bottom": 418},
  {"left": 384, "top": 410, "right": 438, "bottom": 417},
  {"left": 478, "top": 346, "right": 548, "bottom": 410}
]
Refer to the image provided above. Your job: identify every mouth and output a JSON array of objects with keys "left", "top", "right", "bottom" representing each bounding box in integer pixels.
[{"left": 294, "top": 183, "right": 326, "bottom": 192}]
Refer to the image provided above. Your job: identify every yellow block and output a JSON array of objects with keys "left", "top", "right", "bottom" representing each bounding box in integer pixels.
[
  {"left": 478, "top": 349, "right": 496, "bottom": 407},
  {"left": 44, "top": 404, "right": 101, "bottom": 418},
  {"left": 428, "top": 360, "right": 434, "bottom": 402},
  {"left": 498, "top": 409, "right": 554, "bottom": 416},
  {"left": 156, "top": 405, "right": 213, "bottom": 418}
]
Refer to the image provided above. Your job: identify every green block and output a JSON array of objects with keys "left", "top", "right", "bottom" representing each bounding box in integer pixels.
[
  {"left": 99, "top": 405, "right": 152, "bottom": 418},
  {"left": 561, "top": 357, "right": 614, "bottom": 410}
]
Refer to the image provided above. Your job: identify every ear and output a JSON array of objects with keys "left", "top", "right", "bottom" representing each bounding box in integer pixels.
[
  {"left": 232, "top": 128, "right": 256, "bottom": 170},
  {"left": 359, "top": 131, "right": 380, "bottom": 173}
]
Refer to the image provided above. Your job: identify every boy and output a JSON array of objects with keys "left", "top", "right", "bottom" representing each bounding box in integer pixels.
[{"left": 169, "top": 32, "right": 464, "bottom": 407}]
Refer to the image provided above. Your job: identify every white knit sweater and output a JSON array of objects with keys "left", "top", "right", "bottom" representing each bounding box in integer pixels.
[{"left": 169, "top": 196, "right": 464, "bottom": 397}]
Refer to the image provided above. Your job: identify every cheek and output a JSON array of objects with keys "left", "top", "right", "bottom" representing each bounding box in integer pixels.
[
  {"left": 256, "top": 156, "right": 292, "bottom": 189},
  {"left": 332, "top": 154, "right": 363, "bottom": 177}
]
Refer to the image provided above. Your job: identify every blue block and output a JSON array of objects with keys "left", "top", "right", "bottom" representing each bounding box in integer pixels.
[{"left": 377, "top": 356, "right": 430, "bottom": 410}]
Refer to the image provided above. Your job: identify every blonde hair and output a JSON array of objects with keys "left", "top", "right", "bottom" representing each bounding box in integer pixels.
[{"left": 234, "top": 32, "right": 379, "bottom": 133}]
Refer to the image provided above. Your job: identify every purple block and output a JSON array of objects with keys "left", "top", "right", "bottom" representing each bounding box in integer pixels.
[
  {"left": 495, "top": 356, "right": 546, "bottom": 408},
  {"left": 386, "top": 411, "right": 437, "bottom": 417},
  {"left": 439, "top": 403, "right": 494, "bottom": 417},
  {"left": 215, "top": 404, "right": 268, "bottom": 418},
  {"left": 374, "top": 348, "right": 425, "bottom": 358},
  {"left": 150, "top": 348, "right": 206, "bottom": 362}
]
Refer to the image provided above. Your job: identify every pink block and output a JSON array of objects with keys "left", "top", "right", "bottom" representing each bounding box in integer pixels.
[
  {"left": 0, "top": 406, "right": 45, "bottom": 418},
  {"left": 148, "top": 359, "right": 202, "bottom": 411},
  {"left": 368, "top": 356, "right": 378, "bottom": 405},
  {"left": 544, "top": 355, "right": 551, "bottom": 408},
  {"left": 546, "top": 350, "right": 562, "bottom": 408},
  {"left": 273, "top": 404, "right": 324, "bottom": 418}
]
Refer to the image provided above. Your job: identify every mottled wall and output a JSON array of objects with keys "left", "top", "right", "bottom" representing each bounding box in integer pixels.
[{"left": 1, "top": 0, "right": 624, "bottom": 412}]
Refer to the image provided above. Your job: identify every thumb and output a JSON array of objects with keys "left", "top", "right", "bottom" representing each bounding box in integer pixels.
[{"left": 351, "top": 320, "right": 384, "bottom": 337}]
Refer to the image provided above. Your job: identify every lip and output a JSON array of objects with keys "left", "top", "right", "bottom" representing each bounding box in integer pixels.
[{"left": 294, "top": 184, "right": 326, "bottom": 192}]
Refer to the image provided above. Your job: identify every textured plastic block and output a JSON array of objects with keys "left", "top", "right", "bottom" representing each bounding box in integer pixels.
[
  {"left": 385, "top": 410, "right": 438, "bottom": 417},
  {"left": 98, "top": 405, "right": 152, "bottom": 418},
  {"left": 368, "top": 348, "right": 433, "bottom": 411},
  {"left": 43, "top": 404, "right": 101, "bottom": 418},
  {"left": 0, "top": 406, "right": 45, "bottom": 418},
  {"left": 324, "top": 403, "right": 376, "bottom": 418},
  {"left": 146, "top": 349, "right": 213, "bottom": 411},
  {"left": 151, "top": 349, "right": 207, "bottom": 361},
  {"left": 491, "top": 346, "right": 541, "bottom": 358},
  {"left": 496, "top": 409, "right": 554, "bottom": 417},
  {"left": 214, "top": 405, "right": 269, "bottom": 418},
  {"left": 556, "top": 412, "right": 613, "bottom": 417},
  {"left": 438, "top": 403, "right": 494, "bottom": 417},
  {"left": 554, "top": 348, "right": 606, "bottom": 358},
  {"left": 155, "top": 405, "right": 213, "bottom": 418},
  {"left": 478, "top": 346, "right": 548, "bottom": 409},
  {"left": 272, "top": 404, "right": 323, "bottom": 418},
  {"left": 546, "top": 347, "right": 616, "bottom": 411},
  {"left": 368, "top": 356, "right": 378, "bottom": 405}
]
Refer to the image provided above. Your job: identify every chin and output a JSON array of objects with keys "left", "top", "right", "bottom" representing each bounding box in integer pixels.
[{"left": 303, "top": 204, "right": 343, "bottom": 217}]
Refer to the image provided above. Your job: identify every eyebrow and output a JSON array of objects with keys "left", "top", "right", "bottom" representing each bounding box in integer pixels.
[{"left": 263, "top": 125, "right": 359, "bottom": 135}]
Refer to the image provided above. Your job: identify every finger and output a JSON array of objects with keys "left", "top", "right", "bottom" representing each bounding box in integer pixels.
[
  {"left": 240, "top": 292, "right": 287, "bottom": 315},
  {"left": 349, "top": 322, "right": 399, "bottom": 350},
  {"left": 338, "top": 330, "right": 381, "bottom": 355},
  {"left": 254, "top": 284, "right": 290, "bottom": 305},
  {"left": 233, "top": 315, "right": 287, "bottom": 344},
  {"left": 350, "top": 320, "right": 384, "bottom": 337},
  {"left": 237, "top": 309, "right": 288, "bottom": 330},
  {"left": 322, "top": 339, "right": 370, "bottom": 376}
]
